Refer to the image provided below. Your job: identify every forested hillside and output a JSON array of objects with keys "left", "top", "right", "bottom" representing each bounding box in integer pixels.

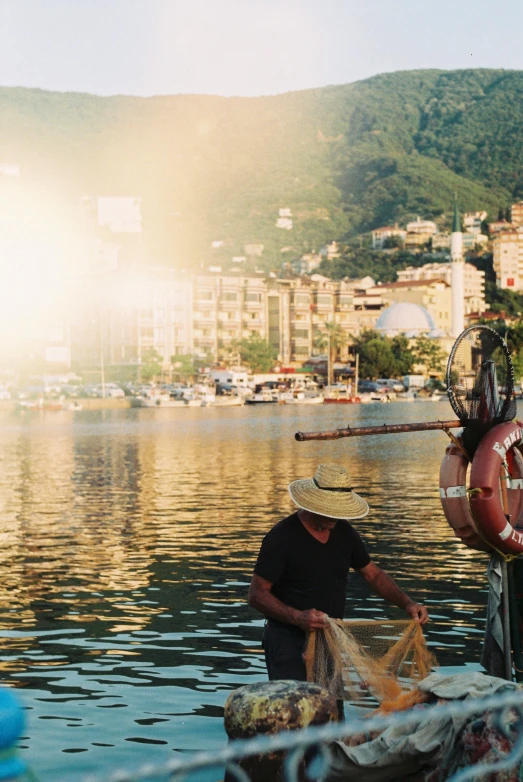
[{"left": 1, "top": 68, "right": 521, "bottom": 268}]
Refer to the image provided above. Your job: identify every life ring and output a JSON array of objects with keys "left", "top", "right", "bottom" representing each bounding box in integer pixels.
[
  {"left": 469, "top": 421, "right": 523, "bottom": 555},
  {"left": 439, "top": 437, "right": 491, "bottom": 552}
]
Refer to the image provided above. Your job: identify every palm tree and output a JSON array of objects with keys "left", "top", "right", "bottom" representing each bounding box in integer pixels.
[{"left": 313, "top": 321, "right": 348, "bottom": 386}]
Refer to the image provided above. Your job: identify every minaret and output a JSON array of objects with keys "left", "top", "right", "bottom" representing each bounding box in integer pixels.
[{"left": 450, "top": 199, "right": 465, "bottom": 337}]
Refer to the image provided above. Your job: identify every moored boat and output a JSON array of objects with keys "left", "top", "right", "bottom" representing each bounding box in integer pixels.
[
  {"left": 245, "top": 391, "right": 279, "bottom": 404},
  {"left": 283, "top": 392, "right": 324, "bottom": 405}
]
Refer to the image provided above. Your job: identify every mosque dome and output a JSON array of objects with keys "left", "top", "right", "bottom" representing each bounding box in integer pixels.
[{"left": 375, "top": 302, "right": 442, "bottom": 338}]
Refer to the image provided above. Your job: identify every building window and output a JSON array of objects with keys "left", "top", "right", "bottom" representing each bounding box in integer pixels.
[
  {"left": 317, "top": 295, "right": 331, "bottom": 306},
  {"left": 198, "top": 291, "right": 214, "bottom": 301},
  {"left": 245, "top": 292, "right": 262, "bottom": 302},
  {"left": 292, "top": 329, "right": 309, "bottom": 339},
  {"left": 295, "top": 294, "right": 309, "bottom": 305},
  {"left": 222, "top": 292, "right": 238, "bottom": 302}
]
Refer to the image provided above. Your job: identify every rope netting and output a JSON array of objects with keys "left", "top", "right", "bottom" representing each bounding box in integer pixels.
[{"left": 304, "top": 618, "right": 437, "bottom": 713}]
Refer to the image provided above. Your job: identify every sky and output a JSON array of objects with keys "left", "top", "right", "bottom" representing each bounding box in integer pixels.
[{"left": 1, "top": 0, "right": 523, "bottom": 97}]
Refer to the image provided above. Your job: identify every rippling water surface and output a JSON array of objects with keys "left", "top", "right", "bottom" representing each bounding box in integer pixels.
[{"left": 0, "top": 401, "right": 497, "bottom": 779}]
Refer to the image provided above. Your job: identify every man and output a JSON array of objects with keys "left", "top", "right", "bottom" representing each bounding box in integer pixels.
[{"left": 248, "top": 463, "right": 429, "bottom": 682}]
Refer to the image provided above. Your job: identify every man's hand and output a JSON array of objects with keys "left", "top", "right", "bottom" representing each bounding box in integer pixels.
[
  {"left": 295, "top": 608, "right": 328, "bottom": 632},
  {"left": 404, "top": 601, "right": 429, "bottom": 625}
]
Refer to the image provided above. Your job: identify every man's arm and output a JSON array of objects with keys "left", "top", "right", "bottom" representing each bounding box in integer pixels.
[
  {"left": 248, "top": 573, "right": 328, "bottom": 632},
  {"left": 356, "top": 561, "right": 429, "bottom": 624}
]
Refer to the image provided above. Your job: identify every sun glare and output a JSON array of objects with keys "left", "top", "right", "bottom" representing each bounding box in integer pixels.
[{"left": 0, "top": 182, "right": 77, "bottom": 354}]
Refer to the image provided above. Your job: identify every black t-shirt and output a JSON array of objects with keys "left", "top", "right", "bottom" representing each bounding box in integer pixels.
[{"left": 254, "top": 512, "right": 371, "bottom": 619}]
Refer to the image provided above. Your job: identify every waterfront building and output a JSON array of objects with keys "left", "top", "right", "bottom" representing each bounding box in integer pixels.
[
  {"left": 267, "top": 275, "right": 385, "bottom": 370},
  {"left": 70, "top": 267, "right": 192, "bottom": 380},
  {"left": 191, "top": 274, "right": 268, "bottom": 363}
]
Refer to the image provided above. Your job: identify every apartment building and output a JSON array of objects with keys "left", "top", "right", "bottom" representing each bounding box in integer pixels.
[
  {"left": 396, "top": 262, "right": 486, "bottom": 315},
  {"left": 70, "top": 268, "right": 192, "bottom": 377},
  {"left": 191, "top": 274, "right": 268, "bottom": 361},
  {"left": 267, "top": 276, "right": 385, "bottom": 368},
  {"left": 492, "top": 229, "right": 523, "bottom": 290}
]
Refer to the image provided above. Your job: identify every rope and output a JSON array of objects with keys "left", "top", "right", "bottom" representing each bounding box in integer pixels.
[{"left": 444, "top": 428, "right": 470, "bottom": 460}]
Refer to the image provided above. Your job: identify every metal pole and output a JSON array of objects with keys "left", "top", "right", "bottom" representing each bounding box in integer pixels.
[
  {"left": 501, "top": 559, "right": 513, "bottom": 681},
  {"left": 100, "top": 309, "right": 106, "bottom": 399},
  {"left": 354, "top": 353, "right": 359, "bottom": 399},
  {"left": 508, "top": 561, "right": 523, "bottom": 683},
  {"left": 295, "top": 419, "right": 462, "bottom": 442}
]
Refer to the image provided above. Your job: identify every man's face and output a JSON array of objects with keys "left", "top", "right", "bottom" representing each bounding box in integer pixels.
[{"left": 309, "top": 511, "right": 339, "bottom": 529}]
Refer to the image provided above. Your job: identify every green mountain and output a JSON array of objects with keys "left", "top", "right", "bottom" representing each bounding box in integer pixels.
[{"left": 1, "top": 68, "right": 521, "bottom": 268}]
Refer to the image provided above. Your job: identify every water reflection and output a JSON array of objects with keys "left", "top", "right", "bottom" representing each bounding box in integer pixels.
[{"left": 0, "top": 402, "right": 496, "bottom": 779}]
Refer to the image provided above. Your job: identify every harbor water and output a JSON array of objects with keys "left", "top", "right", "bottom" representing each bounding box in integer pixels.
[{"left": 0, "top": 400, "right": 496, "bottom": 780}]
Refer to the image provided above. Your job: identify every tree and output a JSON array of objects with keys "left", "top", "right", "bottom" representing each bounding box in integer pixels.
[
  {"left": 412, "top": 336, "right": 447, "bottom": 375},
  {"left": 232, "top": 335, "right": 276, "bottom": 373},
  {"left": 390, "top": 334, "right": 415, "bottom": 375},
  {"left": 352, "top": 330, "right": 414, "bottom": 379},
  {"left": 141, "top": 348, "right": 163, "bottom": 381},
  {"left": 354, "top": 330, "right": 396, "bottom": 379},
  {"left": 171, "top": 354, "right": 197, "bottom": 382},
  {"left": 313, "top": 322, "right": 349, "bottom": 385}
]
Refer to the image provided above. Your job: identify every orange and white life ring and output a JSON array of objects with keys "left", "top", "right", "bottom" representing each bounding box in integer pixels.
[
  {"left": 439, "top": 437, "right": 491, "bottom": 552},
  {"left": 469, "top": 421, "right": 523, "bottom": 555},
  {"left": 439, "top": 426, "right": 523, "bottom": 553}
]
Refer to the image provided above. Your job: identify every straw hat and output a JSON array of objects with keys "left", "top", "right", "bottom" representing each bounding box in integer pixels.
[{"left": 288, "top": 464, "right": 369, "bottom": 520}]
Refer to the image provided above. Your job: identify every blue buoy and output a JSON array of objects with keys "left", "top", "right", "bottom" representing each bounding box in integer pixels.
[{"left": 0, "top": 688, "right": 26, "bottom": 780}]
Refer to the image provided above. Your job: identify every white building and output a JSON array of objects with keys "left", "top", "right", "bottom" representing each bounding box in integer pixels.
[
  {"left": 406, "top": 217, "right": 438, "bottom": 235},
  {"left": 396, "top": 262, "right": 486, "bottom": 315},
  {"left": 371, "top": 226, "right": 407, "bottom": 249},
  {"left": 463, "top": 211, "right": 487, "bottom": 235},
  {"left": 70, "top": 267, "right": 192, "bottom": 376}
]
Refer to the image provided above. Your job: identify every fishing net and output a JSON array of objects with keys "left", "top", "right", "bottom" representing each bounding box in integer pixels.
[{"left": 304, "top": 618, "right": 436, "bottom": 713}]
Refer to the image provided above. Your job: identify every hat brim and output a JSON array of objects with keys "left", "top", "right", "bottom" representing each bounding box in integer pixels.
[{"left": 288, "top": 479, "right": 369, "bottom": 520}]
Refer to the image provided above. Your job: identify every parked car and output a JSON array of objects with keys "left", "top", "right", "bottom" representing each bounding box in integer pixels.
[
  {"left": 376, "top": 378, "right": 405, "bottom": 393},
  {"left": 357, "top": 381, "right": 379, "bottom": 393}
]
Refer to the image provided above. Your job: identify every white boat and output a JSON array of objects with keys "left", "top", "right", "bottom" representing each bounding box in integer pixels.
[
  {"left": 245, "top": 391, "right": 279, "bottom": 404},
  {"left": 132, "top": 394, "right": 188, "bottom": 408},
  {"left": 359, "top": 393, "right": 393, "bottom": 404},
  {"left": 283, "top": 393, "right": 324, "bottom": 405},
  {"left": 207, "top": 396, "right": 245, "bottom": 407}
]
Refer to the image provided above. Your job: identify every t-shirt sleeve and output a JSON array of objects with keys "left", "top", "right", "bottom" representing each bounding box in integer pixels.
[
  {"left": 346, "top": 524, "right": 371, "bottom": 570},
  {"left": 254, "top": 528, "right": 287, "bottom": 584}
]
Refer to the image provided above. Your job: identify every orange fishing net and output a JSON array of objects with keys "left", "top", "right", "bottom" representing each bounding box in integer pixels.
[{"left": 304, "top": 618, "right": 437, "bottom": 713}]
